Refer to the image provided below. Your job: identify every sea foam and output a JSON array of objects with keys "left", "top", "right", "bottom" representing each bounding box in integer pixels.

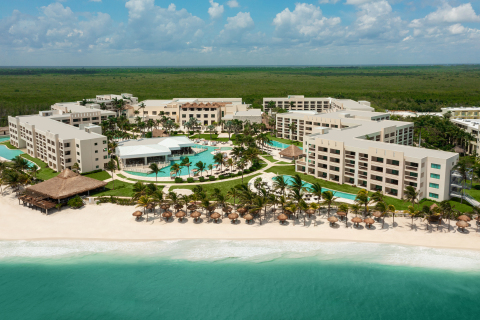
[{"left": 0, "top": 240, "right": 479, "bottom": 271}]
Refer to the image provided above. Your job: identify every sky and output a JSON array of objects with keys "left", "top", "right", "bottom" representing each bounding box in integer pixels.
[{"left": 1, "top": 0, "right": 480, "bottom": 66}]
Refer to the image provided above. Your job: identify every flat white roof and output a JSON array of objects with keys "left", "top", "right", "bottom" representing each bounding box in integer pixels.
[
  {"left": 116, "top": 136, "right": 195, "bottom": 159},
  {"left": 138, "top": 100, "right": 175, "bottom": 106},
  {"left": 16, "top": 115, "right": 104, "bottom": 140}
]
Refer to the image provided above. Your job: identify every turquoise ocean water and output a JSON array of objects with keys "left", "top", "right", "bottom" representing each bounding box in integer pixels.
[{"left": 1, "top": 240, "right": 480, "bottom": 320}]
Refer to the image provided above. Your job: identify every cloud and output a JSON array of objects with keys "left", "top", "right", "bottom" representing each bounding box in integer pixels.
[
  {"left": 0, "top": 3, "right": 115, "bottom": 51},
  {"left": 225, "top": 11, "right": 254, "bottom": 30},
  {"left": 319, "top": 0, "right": 341, "bottom": 3},
  {"left": 89, "top": 0, "right": 102, "bottom": 2},
  {"left": 124, "top": 0, "right": 205, "bottom": 51},
  {"left": 226, "top": 0, "right": 240, "bottom": 8},
  {"left": 410, "top": 3, "right": 480, "bottom": 28},
  {"left": 345, "top": 0, "right": 378, "bottom": 5},
  {"left": 216, "top": 12, "right": 260, "bottom": 46},
  {"left": 273, "top": 3, "right": 341, "bottom": 42},
  {"left": 208, "top": 0, "right": 224, "bottom": 20}
]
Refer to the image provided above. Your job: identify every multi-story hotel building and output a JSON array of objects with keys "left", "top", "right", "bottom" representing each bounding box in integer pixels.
[
  {"left": 8, "top": 104, "right": 115, "bottom": 173},
  {"left": 450, "top": 118, "right": 480, "bottom": 154},
  {"left": 134, "top": 98, "right": 250, "bottom": 126},
  {"left": 263, "top": 95, "right": 373, "bottom": 113},
  {"left": 277, "top": 110, "right": 458, "bottom": 201},
  {"left": 441, "top": 107, "right": 480, "bottom": 119}
]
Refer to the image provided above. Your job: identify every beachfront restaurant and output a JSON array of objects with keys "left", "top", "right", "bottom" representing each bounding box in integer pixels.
[{"left": 116, "top": 136, "right": 196, "bottom": 169}]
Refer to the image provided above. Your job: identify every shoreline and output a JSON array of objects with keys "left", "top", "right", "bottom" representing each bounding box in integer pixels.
[{"left": 1, "top": 192, "right": 479, "bottom": 252}]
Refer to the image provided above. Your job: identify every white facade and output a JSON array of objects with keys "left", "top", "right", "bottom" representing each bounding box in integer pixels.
[{"left": 263, "top": 95, "right": 374, "bottom": 113}]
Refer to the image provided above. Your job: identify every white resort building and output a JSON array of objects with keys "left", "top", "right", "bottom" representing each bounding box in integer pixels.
[
  {"left": 263, "top": 95, "right": 373, "bottom": 113},
  {"left": 275, "top": 110, "right": 459, "bottom": 202},
  {"left": 116, "top": 136, "right": 197, "bottom": 172}
]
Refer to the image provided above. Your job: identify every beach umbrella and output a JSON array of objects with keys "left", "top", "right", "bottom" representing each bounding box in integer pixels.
[
  {"left": 305, "top": 209, "right": 315, "bottom": 217},
  {"left": 222, "top": 206, "right": 232, "bottom": 213},
  {"left": 174, "top": 204, "right": 183, "bottom": 211},
  {"left": 132, "top": 211, "right": 143, "bottom": 221},
  {"left": 327, "top": 216, "right": 338, "bottom": 226},
  {"left": 160, "top": 204, "right": 169, "bottom": 211},
  {"left": 191, "top": 211, "right": 201, "bottom": 222},
  {"left": 284, "top": 210, "right": 293, "bottom": 218},
  {"left": 372, "top": 211, "right": 382, "bottom": 219},
  {"left": 237, "top": 207, "right": 247, "bottom": 215},
  {"left": 147, "top": 203, "right": 155, "bottom": 212},
  {"left": 187, "top": 204, "right": 197, "bottom": 211},
  {"left": 458, "top": 215, "right": 471, "bottom": 222},
  {"left": 277, "top": 214, "right": 288, "bottom": 224},
  {"left": 456, "top": 220, "right": 468, "bottom": 232},
  {"left": 207, "top": 205, "right": 216, "bottom": 213},
  {"left": 337, "top": 211, "right": 347, "bottom": 221},
  {"left": 364, "top": 218, "right": 375, "bottom": 228},
  {"left": 244, "top": 214, "right": 254, "bottom": 224},
  {"left": 176, "top": 210, "right": 186, "bottom": 222},
  {"left": 351, "top": 217, "right": 363, "bottom": 227},
  {"left": 162, "top": 210, "right": 173, "bottom": 221},
  {"left": 228, "top": 213, "right": 239, "bottom": 223},
  {"left": 211, "top": 212, "right": 221, "bottom": 223}
]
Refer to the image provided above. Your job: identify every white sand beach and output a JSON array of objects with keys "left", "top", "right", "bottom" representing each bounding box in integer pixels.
[{"left": 1, "top": 192, "right": 479, "bottom": 251}]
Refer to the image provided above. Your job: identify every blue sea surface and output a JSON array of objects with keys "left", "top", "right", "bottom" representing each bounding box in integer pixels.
[{"left": 0, "top": 240, "right": 479, "bottom": 320}]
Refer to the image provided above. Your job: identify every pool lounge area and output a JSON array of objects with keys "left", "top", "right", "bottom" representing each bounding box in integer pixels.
[
  {"left": 281, "top": 175, "right": 357, "bottom": 201},
  {"left": 125, "top": 145, "right": 233, "bottom": 178}
]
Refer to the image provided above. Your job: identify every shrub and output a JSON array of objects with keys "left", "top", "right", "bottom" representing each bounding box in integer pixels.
[
  {"left": 80, "top": 169, "right": 103, "bottom": 176},
  {"left": 68, "top": 195, "right": 84, "bottom": 208},
  {"left": 199, "top": 176, "right": 206, "bottom": 182},
  {"left": 187, "top": 177, "right": 194, "bottom": 183},
  {"left": 209, "top": 176, "right": 216, "bottom": 181},
  {"left": 175, "top": 177, "right": 183, "bottom": 183},
  {"left": 243, "top": 169, "right": 250, "bottom": 174},
  {"left": 189, "top": 131, "right": 194, "bottom": 135},
  {"left": 219, "top": 175, "right": 225, "bottom": 180}
]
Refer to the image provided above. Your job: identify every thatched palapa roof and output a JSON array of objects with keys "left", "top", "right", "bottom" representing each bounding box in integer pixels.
[
  {"left": 26, "top": 169, "right": 107, "bottom": 200},
  {"left": 152, "top": 129, "right": 169, "bottom": 138},
  {"left": 279, "top": 145, "right": 304, "bottom": 158}
]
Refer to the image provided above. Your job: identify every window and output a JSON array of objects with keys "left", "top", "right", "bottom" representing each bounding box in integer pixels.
[
  {"left": 430, "top": 173, "right": 440, "bottom": 179},
  {"left": 204, "top": 114, "right": 208, "bottom": 118},
  {"left": 94, "top": 143, "right": 98, "bottom": 146},
  {"left": 431, "top": 163, "right": 441, "bottom": 169},
  {"left": 76, "top": 144, "right": 79, "bottom": 148},
  {"left": 152, "top": 111, "right": 157, "bottom": 115},
  {"left": 409, "top": 172, "right": 418, "bottom": 177},
  {"left": 96, "top": 165, "right": 99, "bottom": 169},
  {"left": 65, "top": 143, "right": 70, "bottom": 148},
  {"left": 103, "top": 155, "right": 108, "bottom": 159},
  {"left": 211, "top": 114, "right": 215, "bottom": 118},
  {"left": 65, "top": 151, "right": 71, "bottom": 155},
  {"left": 66, "top": 158, "right": 71, "bottom": 163},
  {"left": 95, "top": 150, "right": 98, "bottom": 153},
  {"left": 95, "top": 158, "right": 99, "bottom": 161},
  {"left": 429, "top": 183, "right": 439, "bottom": 189},
  {"left": 429, "top": 192, "right": 439, "bottom": 199},
  {"left": 77, "top": 160, "right": 81, "bottom": 163},
  {"left": 392, "top": 170, "right": 399, "bottom": 175},
  {"left": 392, "top": 160, "right": 399, "bottom": 166},
  {"left": 103, "top": 141, "right": 107, "bottom": 144},
  {"left": 77, "top": 152, "right": 80, "bottom": 156},
  {"left": 182, "top": 114, "right": 186, "bottom": 118},
  {"left": 172, "top": 112, "right": 176, "bottom": 115}
]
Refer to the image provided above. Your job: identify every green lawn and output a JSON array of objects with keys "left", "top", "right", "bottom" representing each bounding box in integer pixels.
[
  {"left": 0, "top": 141, "right": 17, "bottom": 149},
  {"left": 465, "top": 183, "right": 480, "bottom": 201},
  {"left": 171, "top": 173, "right": 263, "bottom": 198},
  {"left": 83, "top": 171, "right": 111, "bottom": 181},
  {"left": 262, "top": 155, "right": 278, "bottom": 163},
  {"left": 266, "top": 165, "right": 474, "bottom": 212},
  {"left": 20, "top": 154, "right": 60, "bottom": 180},
  {"left": 266, "top": 133, "right": 303, "bottom": 147},
  {"left": 91, "top": 180, "right": 164, "bottom": 197}
]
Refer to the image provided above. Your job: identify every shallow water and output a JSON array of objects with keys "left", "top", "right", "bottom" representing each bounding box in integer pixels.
[{"left": 1, "top": 240, "right": 479, "bottom": 319}]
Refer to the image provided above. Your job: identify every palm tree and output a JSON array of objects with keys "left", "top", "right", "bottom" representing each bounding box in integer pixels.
[
  {"left": 106, "top": 160, "right": 116, "bottom": 190},
  {"left": 227, "top": 187, "right": 238, "bottom": 207},
  {"left": 148, "top": 163, "right": 163, "bottom": 182},
  {"left": 308, "top": 182, "right": 323, "bottom": 207},
  {"left": 181, "top": 157, "right": 192, "bottom": 177},
  {"left": 350, "top": 204, "right": 361, "bottom": 217},
  {"left": 236, "top": 159, "right": 247, "bottom": 183},
  {"left": 273, "top": 174, "right": 288, "bottom": 197},
  {"left": 374, "top": 201, "right": 394, "bottom": 229},
  {"left": 72, "top": 162, "right": 80, "bottom": 173},
  {"left": 453, "top": 158, "right": 472, "bottom": 203},
  {"left": 208, "top": 164, "right": 213, "bottom": 176},
  {"left": 355, "top": 189, "right": 372, "bottom": 217},
  {"left": 407, "top": 205, "right": 421, "bottom": 229},
  {"left": 403, "top": 186, "right": 419, "bottom": 208},
  {"left": 288, "top": 122, "right": 297, "bottom": 142},
  {"left": 227, "top": 158, "right": 234, "bottom": 173},
  {"left": 12, "top": 156, "right": 30, "bottom": 172},
  {"left": 132, "top": 182, "right": 147, "bottom": 200},
  {"left": 439, "top": 201, "right": 453, "bottom": 232},
  {"left": 195, "top": 161, "right": 206, "bottom": 177},
  {"left": 213, "top": 153, "right": 224, "bottom": 172},
  {"left": 206, "top": 124, "right": 215, "bottom": 140},
  {"left": 289, "top": 174, "right": 306, "bottom": 192},
  {"left": 338, "top": 203, "right": 349, "bottom": 227},
  {"left": 322, "top": 190, "right": 337, "bottom": 217},
  {"left": 136, "top": 195, "right": 152, "bottom": 221},
  {"left": 151, "top": 190, "right": 164, "bottom": 218},
  {"left": 29, "top": 165, "right": 39, "bottom": 180},
  {"left": 170, "top": 163, "right": 181, "bottom": 177}
]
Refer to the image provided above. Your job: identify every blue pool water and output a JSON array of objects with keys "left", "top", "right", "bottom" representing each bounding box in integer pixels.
[
  {"left": 1, "top": 240, "right": 480, "bottom": 320},
  {"left": 0, "top": 136, "right": 10, "bottom": 143},
  {"left": 280, "top": 175, "right": 357, "bottom": 200},
  {"left": 0, "top": 145, "right": 24, "bottom": 160},
  {"left": 127, "top": 145, "right": 233, "bottom": 177},
  {"left": 269, "top": 140, "right": 303, "bottom": 150}
]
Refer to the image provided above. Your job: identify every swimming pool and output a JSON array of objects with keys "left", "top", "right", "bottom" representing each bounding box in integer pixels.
[
  {"left": 0, "top": 145, "right": 25, "bottom": 160},
  {"left": 280, "top": 175, "right": 357, "bottom": 201},
  {"left": 126, "top": 145, "right": 233, "bottom": 178},
  {"left": 268, "top": 140, "right": 303, "bottom": 150},
  {"left": 0, "top": 136, "right": 10, "bottom": 143}
]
